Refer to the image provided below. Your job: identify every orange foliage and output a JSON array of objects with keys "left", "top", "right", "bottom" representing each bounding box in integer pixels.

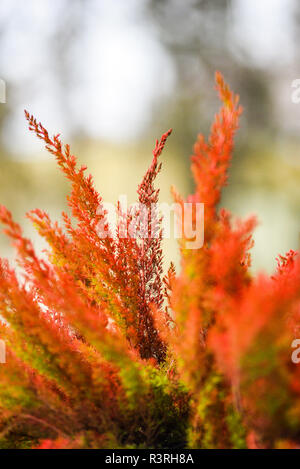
[{"left": 0, "top": 73, "right": 299, "bottom": 449}]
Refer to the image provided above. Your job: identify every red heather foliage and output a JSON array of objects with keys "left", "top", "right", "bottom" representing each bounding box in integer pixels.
[{"left": 0, "top": 73, "right": 300, "bottom": 449}]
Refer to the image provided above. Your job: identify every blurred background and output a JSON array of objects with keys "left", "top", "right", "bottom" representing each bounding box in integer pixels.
[{"left": 0, "top": 0, "right": 299, "bottom": 273}]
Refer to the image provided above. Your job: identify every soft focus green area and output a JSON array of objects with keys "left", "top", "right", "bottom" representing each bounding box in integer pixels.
[{"left": 1, "top": 133, "right": 299, "bottom": 274}]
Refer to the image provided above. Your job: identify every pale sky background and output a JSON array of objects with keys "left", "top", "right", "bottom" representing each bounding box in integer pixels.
[
  {"left": 0, "top": 0, "right": 297, "bottom": 156},
  {"left": 232, "top": 0, "right": 295, "bottom": 66}
]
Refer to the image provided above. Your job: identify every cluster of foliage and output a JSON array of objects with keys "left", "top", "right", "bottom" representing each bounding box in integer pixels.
[{"left": 0, "top": 74, "right": 300, "bottom": 449}]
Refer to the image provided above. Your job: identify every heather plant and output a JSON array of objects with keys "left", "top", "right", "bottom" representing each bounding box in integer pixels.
[{"left": 0, "top": 73, "right": 299, "bottom": 449}]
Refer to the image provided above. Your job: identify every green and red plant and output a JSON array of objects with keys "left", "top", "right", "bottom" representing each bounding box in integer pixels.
[{"left": 0, "top": 73, "right": 299, "bottom": 449}]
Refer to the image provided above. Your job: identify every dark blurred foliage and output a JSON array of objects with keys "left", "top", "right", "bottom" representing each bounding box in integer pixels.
[{"left": 146, "top": 0, "right": 273, "bottom": 153}]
